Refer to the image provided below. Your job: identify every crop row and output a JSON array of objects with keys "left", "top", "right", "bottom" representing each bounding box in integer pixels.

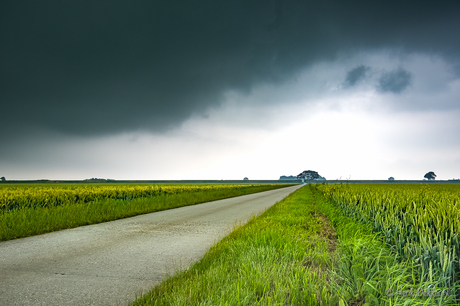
[
  {"left": 0, "top": 184, "right": 258, "bottom": 211},
  {"left": 312, "top": 183, "right": 460, "bottom": 289}
]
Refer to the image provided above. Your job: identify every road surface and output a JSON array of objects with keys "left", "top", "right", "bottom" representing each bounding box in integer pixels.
[{"left": 0, "top": 184, "right": 303, "bottom": 306}]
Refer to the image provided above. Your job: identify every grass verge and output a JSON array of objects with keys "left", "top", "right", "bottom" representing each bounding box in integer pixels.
[{"left": 0, "top": 184, "right": 290, "bottom": 241}]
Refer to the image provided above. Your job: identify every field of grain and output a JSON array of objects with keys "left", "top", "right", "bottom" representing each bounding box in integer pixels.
[
  {"left": 0, "top": 183, "right": 291, "bottom": 241},
  {"left": 0, "top": 183, "right": 273, "bottom": 211},
  {"left": 313, "top": 183, "right": 460, "bottom": 303}
]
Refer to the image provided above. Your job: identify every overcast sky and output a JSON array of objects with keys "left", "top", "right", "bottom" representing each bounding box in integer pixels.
[{"left": 1, "top": 0, "right": 459, "bottom": 180}]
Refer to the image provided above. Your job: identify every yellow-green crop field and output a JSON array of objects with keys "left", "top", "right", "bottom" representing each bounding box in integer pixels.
[
  {"left": 0, "top": 184, "right": 262, "bottom": 212},
  {"left": 0, "top": 183, "right": 291, "bottom": 241},
  {"left": 314, "top": 183, "right": 460, "bottom": 290}
]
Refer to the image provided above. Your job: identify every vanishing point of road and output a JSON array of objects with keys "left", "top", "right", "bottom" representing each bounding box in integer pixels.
[{"left": 0, "top": 184, "right": 303, "bottom": 306}]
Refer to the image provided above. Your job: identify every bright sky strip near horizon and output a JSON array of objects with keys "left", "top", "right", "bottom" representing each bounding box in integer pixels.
[{"left": 1, "top": 1, "right": 459, "bottom": 181}]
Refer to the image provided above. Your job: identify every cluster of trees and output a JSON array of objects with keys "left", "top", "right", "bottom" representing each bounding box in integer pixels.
[
  {"left": 297, "top": 170, "right": 326, "bottom": 180},
  {"left": 297, "top": 170, "right": 319, "bottom": 180},
  {"left": 1, "top": 177, "right": 5, "bottom": 181},
  {"left": 424, "top": 171, "right": 436, "bottom": 180},
  {"left": 280, "top": 170, "right": 326, "bottom": 181}
]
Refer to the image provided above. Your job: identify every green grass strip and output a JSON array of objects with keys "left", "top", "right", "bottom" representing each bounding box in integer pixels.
[
  {"left": 130, "top": 185, "right": 339, "bottom": 306},
  {"left": 0, "top": 184, "right": 290, "bottom": 241}
]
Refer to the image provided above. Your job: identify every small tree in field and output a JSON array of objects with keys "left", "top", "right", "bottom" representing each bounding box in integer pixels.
[
  {"left": 424, "top": 172, "right": 436, "bottom": 180},
  {"left": 0, "top": 177, "right": 5, "bottom": 181}
]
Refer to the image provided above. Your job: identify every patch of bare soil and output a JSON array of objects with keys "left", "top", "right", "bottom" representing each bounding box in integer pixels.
[
  {"left": 302, "top": 211, "right": 339, "bottom": 271},
  {"left": 316, "top": 212, "right": 338, "bottom": 253},
  {"left": 301, "top": 210, "right": 340, "bottom": 305}
]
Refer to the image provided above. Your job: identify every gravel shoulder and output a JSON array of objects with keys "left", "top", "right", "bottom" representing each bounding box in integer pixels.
[{"left": 0, "top": 184, "right": 303, "bottom": 306}]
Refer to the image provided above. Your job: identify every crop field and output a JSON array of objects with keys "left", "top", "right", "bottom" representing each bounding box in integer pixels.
[
  {"left": 0, "top": 183, "right": 275, "bottom": 211},
  {"left": 0, "top": 183, "right": 292, "bottom": 241},
  {"left": 313, "top": 183, "right": 460, "bottom": 304},
  {"left": 130, "top": 183, "right": 460, "bottom": 305},
  {"left": 314, "top": 184, "right": 460, "bottom": 284}
]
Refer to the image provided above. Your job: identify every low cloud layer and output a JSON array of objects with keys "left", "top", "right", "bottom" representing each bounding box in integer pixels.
[
  {"left": 377, "top": 68, "right": 412, "bottom": 93},
  {"left": 1, "top": 0, "right": 460, "bottom": 141},
  {"left": 343, "top": 65, "right": 371, "bottom": 88}
]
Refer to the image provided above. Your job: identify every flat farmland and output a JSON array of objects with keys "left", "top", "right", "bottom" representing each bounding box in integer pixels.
[
  {"left": 0, "top": 182, "right": 294, "bottom": 241},
  {"left": 0, "top": 184, "right": 302, "bottom": 306},
  {"left": 2, "top": 182, "right": 460, "bottom": 305}
]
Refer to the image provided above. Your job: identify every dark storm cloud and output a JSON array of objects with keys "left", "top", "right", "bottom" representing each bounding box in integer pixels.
[
  {"left": 266, "top": 0, "right": 283, "bottom": 31},
  {"left": 1, "top": 0, "right": 460, "bottom": 140},
  {"left": 377, "top": 68, "right": 412, "bottom": 93},
  {"left": 343, "top": 65, "right": 371, "bottom": 88}
]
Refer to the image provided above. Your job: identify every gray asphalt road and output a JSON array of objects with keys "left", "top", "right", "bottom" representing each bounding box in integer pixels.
[{"left": 0, "top": 184, "right": 303, "bottom": 306}]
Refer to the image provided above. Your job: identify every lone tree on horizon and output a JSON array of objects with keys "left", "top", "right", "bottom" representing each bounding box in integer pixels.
[
  {"left": 424, "top": 171, "right": 437, "bottom": 180},
  {"left": 0, "top": 177, "right": 5, "bottom": 181}
]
